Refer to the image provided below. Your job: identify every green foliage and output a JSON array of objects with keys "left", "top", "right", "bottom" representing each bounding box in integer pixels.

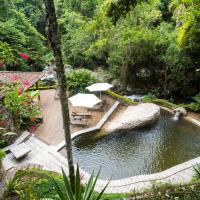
[
  {"left": 65, "top": 0, "right": 101, "bottom": 18},
  {"left": 4, "top": 80, "right": 40, "bottom": 129},
  {"left": 133, "top": 181, "right": 200, "bottom": 199},
  {"left": 142, "top": 93, "right": 200, "bottom": 112},
  {"left": 4, "top": 168, "right": 200, "bottom": 200},
  {"left": 66, "top": 69, "right": 96, "bottom": 95},
  {"left": 59, "top": 0, "right": 200, "bottom": 99},
  {"left": 3, "top": 169, "right": 64, "bottom": 200},
  {"left": 0, "top": 42, "right": 14, "bottom": 65},
  {"left": 183, "top": 93, "right": 200, "bottom": 112},
  {"left": 0, "top": 131, "right": 17, "bottom": 148},
  {"left": 3, "top": 168, "right": 111, "bottom": 200},
  {"left": 142, "top": 94, "right": 178, "bottom": 109},
  {"left": 193, "top": 164, "right": 200, "bottom": 180},
  {"left": 0, "top": 0, "right": 48, "bottom": 71},
  {"left": 61, "top": 2, "right": 113, "bottom": 68},
  {"left": 0, "top": 149, "right": 5, "bottom": 166},
  {"left": 52, "top": 166, "right": 109, "bottom": 200},
  {"left": 107, "top": 0, "right": 138, "bottom": 24},
  {"left": 13, "top": 0, "right": 45, "bottom": 28}
]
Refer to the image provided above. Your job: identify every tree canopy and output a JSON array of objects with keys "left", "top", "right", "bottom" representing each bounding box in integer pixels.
[
  {"left": 0, "top": 0, "right": 48, "bottom": 71},
  {"left": 0, "top": 0, "right": 199, "bottom": 98}
]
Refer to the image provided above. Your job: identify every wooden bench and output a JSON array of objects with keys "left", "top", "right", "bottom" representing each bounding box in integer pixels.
[
  {"left": 72, "top": 116, "right": 82, "bottom": 120},
  {"left": 70, "top": 120, "right": 87, "bottom": 127},
  {"left": 71, "top": 112, "right": 92, "bottom": 117},
  {"left": 10, "top": 143, "right": 32, "bottom": 160}
]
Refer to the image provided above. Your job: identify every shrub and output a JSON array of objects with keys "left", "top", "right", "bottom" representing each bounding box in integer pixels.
[
  {"left": 4, "top": 79, "right": 40, "bottom": 130},
  {"left": 0, "top": 131, "right": 17, "bottom": 148},
  {"left": 66, "top": 69, "right": 96, "bottom": 95},
  {"left": 132, "top": 181, "right": 200, "bottom": 199},
  {"left": 184, "top": 93, "right": 200, "bottom": 112}
]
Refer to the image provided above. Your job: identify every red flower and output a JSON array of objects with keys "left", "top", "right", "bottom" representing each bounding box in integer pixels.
[
  {"left": 18, "top": 90, "right": 22, "bottom": 96},
  {"left": 10, "top": 75, "right": 19, "bottom": 81},
  {"left": 18, "top": 86, "right": 23, "bottom": 95},
  {"left": 22, "top": 80, "right": 31, "bottom": 86},
  {"left": 18, "top": 52, "right": 30, "bottom": 60}
]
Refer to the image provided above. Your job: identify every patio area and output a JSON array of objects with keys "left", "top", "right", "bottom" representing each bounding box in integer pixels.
[{"left": 34, "top": 89, "right": 115, "bottom": 145}]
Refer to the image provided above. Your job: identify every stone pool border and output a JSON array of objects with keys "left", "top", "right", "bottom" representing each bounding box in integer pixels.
[
  {"left": 72, "top": 106, "right": 200, "bottom": 193},
  {"left": 55, "top": 104, "right": 200, "bottom": 193}
]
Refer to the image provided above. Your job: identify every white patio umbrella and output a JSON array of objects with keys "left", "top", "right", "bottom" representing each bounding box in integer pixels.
[
  {"left": 68, "top": 93, "right": 101, "bottom": 108},
  {"left": 86, "top": 83, "right": 113, "bottom": 98},
  {"left": 86, "top": 83, "right": 113, "bottom": 92}
]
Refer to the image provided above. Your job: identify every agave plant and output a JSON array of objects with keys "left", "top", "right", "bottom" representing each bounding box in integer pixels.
[
  {"left": 52, "top": 166, "right": 109, "bottom": 200},
  {"left": 193, "top": 164, "right": 200, "bottom": 179}
]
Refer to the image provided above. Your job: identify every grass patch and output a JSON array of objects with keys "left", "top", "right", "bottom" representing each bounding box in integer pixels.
[
  {"left": 29, "top": 85, "right": 56, "bottom": 90},
  {"left": 107, "top": 91, "right": 200, "bottom": 113},
  {"left": 106, "top": 90, "right": 138, "bottom": 105}
]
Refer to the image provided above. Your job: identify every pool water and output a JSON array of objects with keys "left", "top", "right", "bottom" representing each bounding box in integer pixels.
[{"left": 61, "top": 110, "right": 200, "bottom": 180}]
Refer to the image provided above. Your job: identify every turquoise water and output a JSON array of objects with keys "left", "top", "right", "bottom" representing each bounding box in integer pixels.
[{"left": 60, "top": 110, "right": 200, "bottom": 180}]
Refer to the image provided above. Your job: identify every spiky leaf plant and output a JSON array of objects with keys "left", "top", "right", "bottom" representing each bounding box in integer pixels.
[{"left": 52, "top": 166, "right": 109, "bottom": 200}]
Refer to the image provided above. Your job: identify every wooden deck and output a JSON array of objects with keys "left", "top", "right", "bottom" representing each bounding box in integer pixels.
[{"left": 34, "top": 90, "right": 115, "bottom": 145}]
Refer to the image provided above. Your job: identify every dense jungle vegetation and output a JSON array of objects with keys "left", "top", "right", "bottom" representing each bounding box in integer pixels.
[{"left": 0, "top": 0, "right": 199, "bottom": 99}]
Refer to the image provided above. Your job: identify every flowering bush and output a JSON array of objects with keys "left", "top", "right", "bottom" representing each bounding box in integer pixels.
[{"left": 4, "top": 78, "right": 40, "bottom": 130}]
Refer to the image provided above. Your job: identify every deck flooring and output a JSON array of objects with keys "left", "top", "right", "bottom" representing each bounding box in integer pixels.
[{"left": 34, "top": 90, "right": 115, "bottom": 145}]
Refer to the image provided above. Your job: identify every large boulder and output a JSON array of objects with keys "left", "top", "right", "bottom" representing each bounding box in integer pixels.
[{"left": 105, "top": 103, "right": 160, "bottom": 132}]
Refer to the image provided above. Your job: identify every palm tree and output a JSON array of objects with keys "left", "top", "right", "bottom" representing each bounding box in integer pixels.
[{"left": 44, "top": 0, "right": 75, "bottom": 189}]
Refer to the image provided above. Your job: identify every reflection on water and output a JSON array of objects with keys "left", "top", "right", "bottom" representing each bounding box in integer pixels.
[{"left": 60, "top": 110, "right": 200, "bottom": 180}]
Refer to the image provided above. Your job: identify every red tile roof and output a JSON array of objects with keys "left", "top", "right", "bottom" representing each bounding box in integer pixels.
[{"left": 0, "top": 71, "right": 44, "bottom": 98}]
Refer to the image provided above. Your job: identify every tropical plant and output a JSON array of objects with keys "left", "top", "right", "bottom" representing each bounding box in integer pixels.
[
  {"left": 4, "top": 79, "right": 40, "bottom": 130},
  {"left": 191, "top": 93, "right": 200, "bottom": 111},
  {"left": 0, "top": 41, "right": 14, "bottom": 66},
  {"left": 52, "top": 166, "right": 109, "bottom": 200},
  {"left": 0, "top": 130, "right": 17, "bottom": 148},
  {"left": 0, "top": 0, "right": 48, "bottom": 71},
  {"left": 66, "top": 69, "right": 96, "bottom": 95}
]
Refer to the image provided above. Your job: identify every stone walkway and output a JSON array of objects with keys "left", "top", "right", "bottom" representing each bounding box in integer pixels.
[{"left": 2, "top": 135, "right": 69, "bottom": 179}]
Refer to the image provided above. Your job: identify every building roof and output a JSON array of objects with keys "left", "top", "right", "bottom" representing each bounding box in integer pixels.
[{"left": 0, "top": 71, "right": 44, "bottom": 98}]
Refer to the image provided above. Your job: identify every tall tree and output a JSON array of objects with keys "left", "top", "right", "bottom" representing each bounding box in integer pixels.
[{"left": 44, "top": 0, "right": 75, "bottom": 189}]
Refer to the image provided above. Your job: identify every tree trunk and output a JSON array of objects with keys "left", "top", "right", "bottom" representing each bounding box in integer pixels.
[{"left": 44, "top": 0, "right": 75, "bottom": 189}]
